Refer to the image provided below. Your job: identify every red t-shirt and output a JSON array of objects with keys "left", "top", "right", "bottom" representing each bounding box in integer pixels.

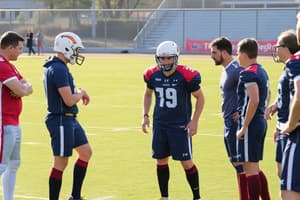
[{"left": 0, "top": 55, "right": 23, "bottom": 125}]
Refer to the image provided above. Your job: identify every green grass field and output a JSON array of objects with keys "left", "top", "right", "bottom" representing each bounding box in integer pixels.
[{"left": 2, "top": 54, "right": 283, "bottom": 200}]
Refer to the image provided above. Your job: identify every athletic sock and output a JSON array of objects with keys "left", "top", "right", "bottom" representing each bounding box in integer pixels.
[
  {"left": 157, "top": 164, "right": 169, "bottom": 198},
  {"left": 185, "top": 165, "right": 201, "bottom": 200},
  {"left": 237, "top": 173, "right": 248, "bottom": 200},
  {"left": 259, "top": 171, "right": 270, "bottom": 200},
  {"left": 49, "top": 168, "right": 63, "bottom": 200},
  {"left": 246, "top": 174, "right": 261, "bottom": 200},
  {"left": 71, "top": 159, "right": 88, "bottom": 199}
]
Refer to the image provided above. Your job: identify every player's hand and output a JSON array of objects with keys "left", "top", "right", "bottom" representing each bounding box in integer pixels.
[
  {"left": 273, "top": 129, "right": 278, "bottom": 142},
  {"left": 264, "top": 104, "right": 277, "bottom": 120},
  {"left": 232, "top": 112, "right": 239, "bottom": 123},
  {"left": 78, "top": 88, "right": 90, "bottom": 105},
  {"left": 282, "top": 121, "right": 300, "bottom": 135},
  {"left": 186, "top": 120, "right": 198, "bottom": 136},
  {"left": 141, "top": 116, "right": 150, "bottom": 133},
  {"left": 236, "top": 126, "right": 246, "bottom": 140}
]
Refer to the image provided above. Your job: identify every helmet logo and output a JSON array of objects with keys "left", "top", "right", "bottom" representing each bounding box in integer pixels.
[{"left": 61, "top": 35, "right": 77, "bottom": 44}]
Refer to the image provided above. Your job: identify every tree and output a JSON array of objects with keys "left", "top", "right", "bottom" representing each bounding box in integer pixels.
[
  {"left": 41, "top": 0, "right": 92, "bottom": 9},
  {"left": 37, "top": 0, "right": 92, "bottom": 26},
  {"left": 100, "top": 0, "right": 162, "bottom": 18}
]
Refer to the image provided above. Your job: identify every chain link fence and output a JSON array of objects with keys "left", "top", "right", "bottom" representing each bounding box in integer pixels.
[{"left": 0, "top": 8, "right": 298, "bottom": 53}]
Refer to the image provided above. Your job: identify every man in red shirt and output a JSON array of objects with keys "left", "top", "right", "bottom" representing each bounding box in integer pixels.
[{"left": 0, "top": 31, "right": 33, "bottom": 200}]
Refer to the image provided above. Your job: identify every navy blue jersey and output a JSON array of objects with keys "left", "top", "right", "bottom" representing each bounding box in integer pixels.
[
  {"left": 144, "top": 65, "right": 201, "bottom": 128},
  {"left": 220, "top": 60, "right": 243, "bottom": 119},
  {"left": 237, "top": 64, "right": 269, "bottom": 119},
  {"left": 285, "top": 54, "right": 300, "bottom": 140},
  {"left": 285, "top": 54, "right": 300, "bottom": 97},
  {"left": 43, "top": 56, "right": 78, "bottom": 114},
  {"left": 276, "top": 69, "right": 290, "bottom": 123}
]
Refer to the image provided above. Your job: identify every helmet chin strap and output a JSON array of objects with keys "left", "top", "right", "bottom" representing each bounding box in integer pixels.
[
  {"left": 156, "top": 55, "right": 178, "bottom": 71},
  {"left": 161, "top": 64, "right": 175, "bottom": 71}
]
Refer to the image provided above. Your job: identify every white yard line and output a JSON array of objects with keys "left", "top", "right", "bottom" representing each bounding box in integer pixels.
[{"left": 0, "top": 194, "right": 114, "bottom": 200}]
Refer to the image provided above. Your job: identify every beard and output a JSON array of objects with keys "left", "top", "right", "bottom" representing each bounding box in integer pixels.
[{"left": 214, "top": 56, "right": 224, "bottom": 65}]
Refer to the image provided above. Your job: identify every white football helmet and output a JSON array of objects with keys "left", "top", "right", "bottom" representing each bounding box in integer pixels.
[
  {"left": 53, "top": 32, "right": 85, "bottom": 65},
  {"left": 155, "top": 41, "right": 180, "bottom": 71}
]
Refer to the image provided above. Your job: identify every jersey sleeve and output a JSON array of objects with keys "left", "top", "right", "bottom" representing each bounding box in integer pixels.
[
  {"left": 240, "top": 70, "right": 257, "bottom": 86},
  {"left": 287, "top": 61, "right": 300, "bottom": 82},
  {"left": 143, "top": 66, "right": 159, "bottom": 90},
  {"left": 143, "top": 74, "right": 153, "bottom": 89},
  {"left": 177, "top": 65, "right": 201, "bottom": 92},
  {"left": 52, "top": 66, "right": 70, "bottom": 88},
  {"left": 0, "top": 62, "right": 18, "bottom": 83},
  {"left": 187, "top": 73, "right": 201, "bottom": 92}
]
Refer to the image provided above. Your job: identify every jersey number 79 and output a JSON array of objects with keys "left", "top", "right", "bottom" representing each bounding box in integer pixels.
[{"left": 155, "top": 87, "right": 177, "bottom": 108}]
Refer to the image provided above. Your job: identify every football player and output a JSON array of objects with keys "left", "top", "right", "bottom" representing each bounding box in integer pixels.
[
  {"left": 43, "top": 32, "right": 92, "bottom": 200},
  {"left": 280, "top": 13, "right": 300, "bottom": 200},
  {"left": 236, "top": 38, "right": 271, "bottom": 200},
  {"left": 210, "top": 37, "right": 246, "bottom": 200},
  {"left": 141, "top": 41, "right": 205, "bottom": 200},
  {"left": 265, "top": 30, "right": 299, "bottom": 178},
  {"left": 0, "top": 31, "right": 33, "bottom": 200}
]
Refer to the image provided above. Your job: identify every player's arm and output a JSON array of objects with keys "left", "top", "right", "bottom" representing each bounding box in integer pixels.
[
  {"left": 58, "top": 86, "right": 87, "bottom": 107},
  {"left": 283, "top": 79, "right": 300, "bottom": 134},
  {"left": 237, "top": 83, "right": 259, "bottom": 139},
  {"left": 142, "top": 87, "right": 153, "bottom": 133},
  {"left": 187, "top": 88, "right": 205, "bottom": 136},
  {"left": 5, "top": 77, "right": 33, "bottom": 97},
  {"left": 264, "top": 98, "right": 278, "bottom": 120}
]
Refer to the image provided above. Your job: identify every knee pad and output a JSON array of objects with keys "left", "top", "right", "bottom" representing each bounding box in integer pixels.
[
  {"left": 7, "top": 160, "right": 21, "bottom": 172},
  {"left": 0, "top": 163, "right": 8, "bottom": 175}
]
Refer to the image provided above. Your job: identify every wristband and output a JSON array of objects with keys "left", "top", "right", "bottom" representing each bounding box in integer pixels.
[{"left": 144, "top": 114, "right": 149, "bottom": 118}]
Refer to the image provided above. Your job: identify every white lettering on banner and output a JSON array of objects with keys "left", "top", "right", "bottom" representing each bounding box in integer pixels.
[{"left": 185, "top": 39, "right": 276, "bottom": 54}]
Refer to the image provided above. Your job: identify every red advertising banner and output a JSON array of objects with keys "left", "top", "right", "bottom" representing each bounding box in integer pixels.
[{"left": 185, "top": 39, "right": 277, "bottom": 54}]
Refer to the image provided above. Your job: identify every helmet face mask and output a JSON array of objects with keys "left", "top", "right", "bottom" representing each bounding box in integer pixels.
[
  {"left": 71, "top": 48, "right": 85, "bottom": 65},
  {"left": 54, "top": 32, "right": 85, "bottom": 65},
  {"left": 155, "top": 41, "right": 179, "bottom": 71}
]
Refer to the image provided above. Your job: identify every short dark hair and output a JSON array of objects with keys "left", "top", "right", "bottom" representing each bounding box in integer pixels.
[
  {"left": 0, "top": 31, "right": 24, "bottom": 49},
  {"left": 238, "top": 38, "right": 258, "bottom": 59},
  {"left": 210, "top": 36, "right": 232, "bottom": 55},
  {"left": 278, "top": 30, "right": 300, "bottom": 54}
]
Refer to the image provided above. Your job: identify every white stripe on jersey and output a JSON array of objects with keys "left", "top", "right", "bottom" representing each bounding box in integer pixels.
[
  {"left": 43, "top": 69, "right": 48, "bottom": 105},
  {"left": 294, "top": 75, "right": 300, "bottom": 82},
  {"left": 2, "top": 76, "right": 18, "bottom": 85},
  {"left": 244, "top": 82, "right": 256, "bottom": 88},
  {"left": 241, "top": 88, "right": 248, "bottom": 121},
  {"left": 59, "top": 125, "right": 64, "bottom": 156},
  {"left": 287, "top": 143, "right": 296, "bottom": 190}
]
